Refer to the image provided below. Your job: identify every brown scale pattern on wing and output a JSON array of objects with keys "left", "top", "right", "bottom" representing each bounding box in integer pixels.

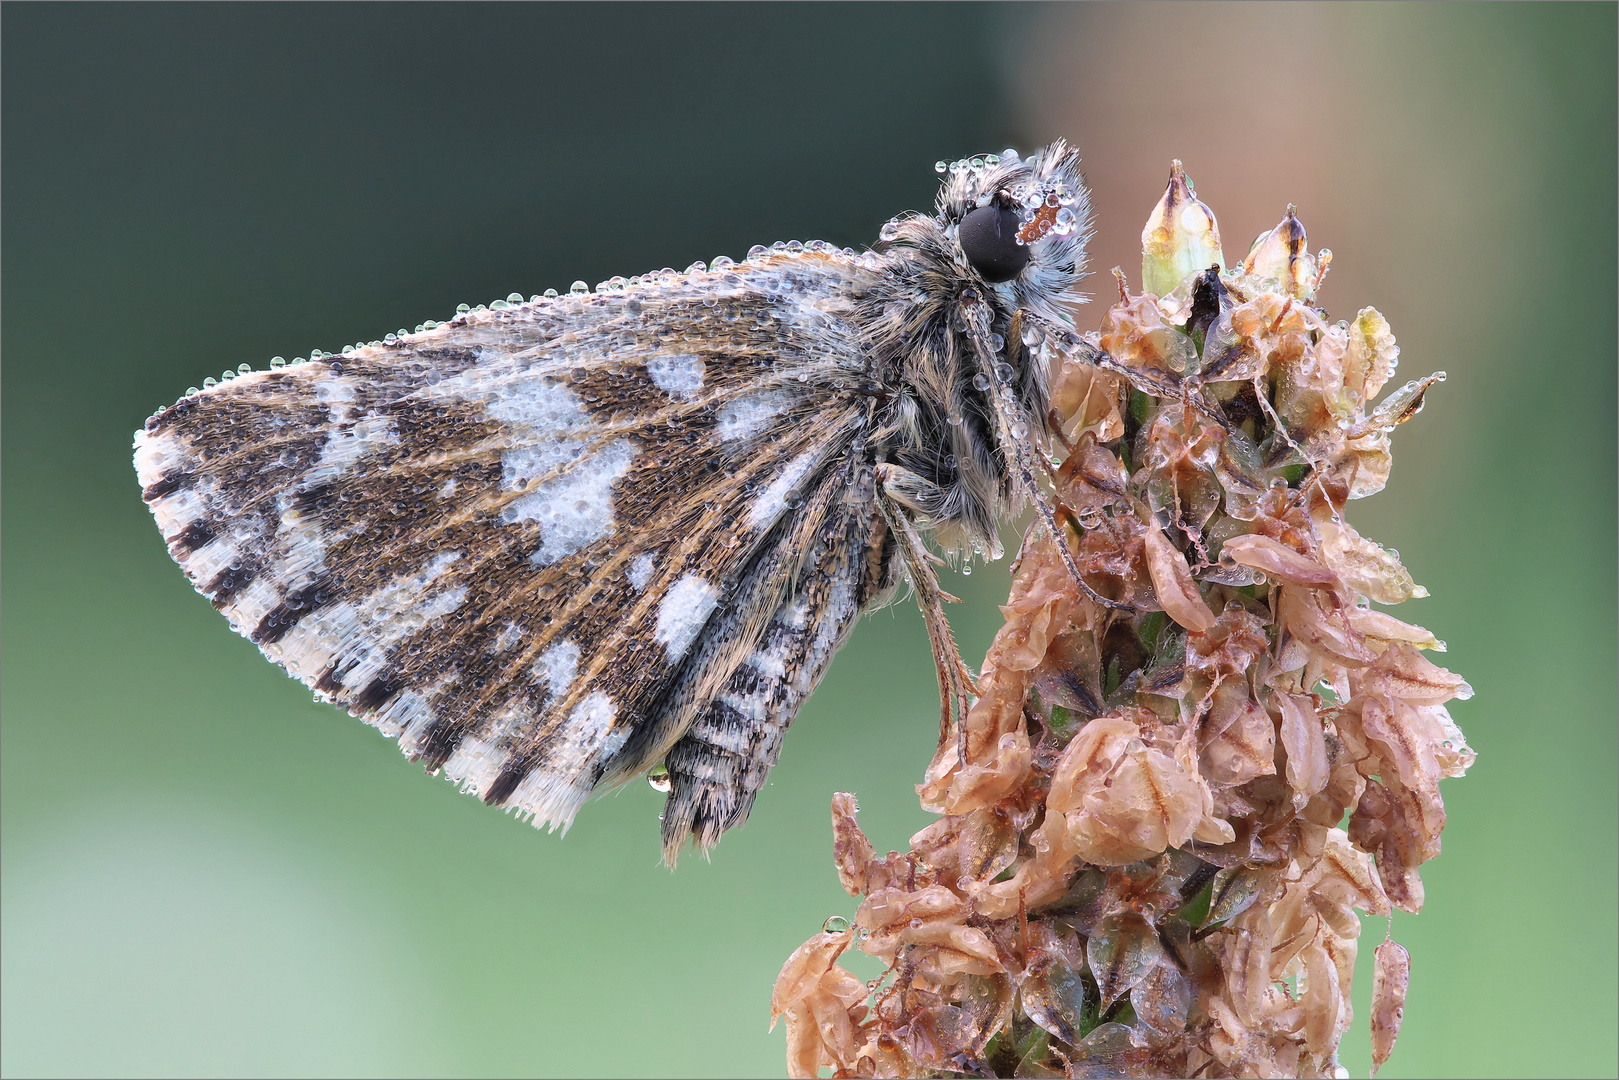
[
  {"left": 394, "top": 404, "right": 860, "bottom": 780},
  {"left": 137, "top": 255, "right": 882, "bottom": 827}
]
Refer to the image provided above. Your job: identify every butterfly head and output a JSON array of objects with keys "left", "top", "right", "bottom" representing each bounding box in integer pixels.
[{"left": 932, "top": 140, "right": 1092, "bottom": 328}]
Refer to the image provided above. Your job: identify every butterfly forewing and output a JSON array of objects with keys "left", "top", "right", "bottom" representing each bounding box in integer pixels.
[{"left": 136, "top": 250, "right": 881, "bottom": 833}]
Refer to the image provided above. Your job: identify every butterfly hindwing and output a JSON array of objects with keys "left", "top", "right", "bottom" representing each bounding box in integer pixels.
[
  {"left": 658, "top": 469, "right": 895, "bottom": 858},
  {"left": 135, "top": 250, "right": 884, "bottom": 834}
]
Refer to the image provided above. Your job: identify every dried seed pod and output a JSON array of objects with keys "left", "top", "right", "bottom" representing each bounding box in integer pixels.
[
  {"left": 1087, "top": 913, "right": 1167, "bottom": 1009},
  {"left": 1371, "top": 939, "right": 1411, "bottom": 1076},
  {"left": 1143, "top": 524, "right": 1217, "bottom": 632}
]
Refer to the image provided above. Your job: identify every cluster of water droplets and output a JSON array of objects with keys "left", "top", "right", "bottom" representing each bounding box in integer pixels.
[
  {"left": 927, "top": 148, "right": 1084, "bottom": 250},
  {"left": 160, "top": 233, "right": 880, "bottom": 411},
  {"left": 933, "top": 148, "right": 1022, "bottom": 178}
]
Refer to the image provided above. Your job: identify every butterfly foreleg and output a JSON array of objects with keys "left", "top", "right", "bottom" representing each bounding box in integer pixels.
[
  {"left": 962, "top": 301, "right": 1137, "bottom": 614},
  {"left": 873, "top": 463, "right": 978, "bottom": 762}
]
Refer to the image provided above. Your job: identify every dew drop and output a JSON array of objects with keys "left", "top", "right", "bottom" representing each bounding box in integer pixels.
[
  {"left": 570, "top": 281, "right": 589, "bottom": 295},
  {"left": 823, "top": 915, "right": 851, "bottom": 934},
  {"left": 269, "top": 356, "right": 286, "bottom": 369},
  {"left": 648, "top": 766, "right": 672, "bottom": 793}
]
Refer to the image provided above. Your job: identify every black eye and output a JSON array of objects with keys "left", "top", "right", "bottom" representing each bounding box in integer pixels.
[{"left": 958, "top": 204, "right": 1030, "bottom": 284}]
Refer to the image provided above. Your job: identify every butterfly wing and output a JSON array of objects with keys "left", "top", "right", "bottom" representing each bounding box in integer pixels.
[
  {"left": 135, "top": 250, "right": 889, "bottom": 836},
  {"left": 656, "top": 475, "right": 893, "bottom": 859}
]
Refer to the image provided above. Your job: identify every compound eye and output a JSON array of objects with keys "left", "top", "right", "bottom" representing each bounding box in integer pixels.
[{"left": 959, "top": 204, "right": 1030, "bottom": 284}]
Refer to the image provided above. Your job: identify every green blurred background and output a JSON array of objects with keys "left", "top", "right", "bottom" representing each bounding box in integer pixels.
[{"left": 2, "top": 3, "right": 1613, "bottom": 1076}]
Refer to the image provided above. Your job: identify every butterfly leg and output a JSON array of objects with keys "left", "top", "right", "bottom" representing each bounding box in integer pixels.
[
  {"left": 964, "top": 302, "right": 1136, "bottom": 614},
  {"left": 874, "top": 464, "right": 978, "bottom": 760}
]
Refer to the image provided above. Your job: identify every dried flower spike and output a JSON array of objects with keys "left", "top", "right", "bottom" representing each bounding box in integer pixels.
[{"left": 775, "top": 163, "right": 1473, "bottom": 1079}]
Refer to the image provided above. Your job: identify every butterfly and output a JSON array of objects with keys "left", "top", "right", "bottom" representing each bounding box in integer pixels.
[{"left": 133, "top": 140, "right": 1099, "bottom": 863}]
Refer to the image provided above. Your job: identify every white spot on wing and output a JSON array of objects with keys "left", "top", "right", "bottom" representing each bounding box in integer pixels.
[
  {"left": 148, "top": 487, "right": 206, "bottom": 536},
  {"left": 716, "top": 390, "right": 793, "bottom": 441},
  {"left": 507, "top": 691, "right": 626, "bottom": 834},
  {"left": 801, "top": 562, "right": 860, "bottom": 695},
  {"left": 533, "top": 639, "right": 581, "bottom": 703},
  {"left": 502, "top": 441, "right": 586, "bottom": 490},
  {"left": 645, "top": 353, "right": 706, "bottom": 400},
  {"left": 494, "top": 622, "right": 524, "bottom": 653},
  {"left": 305, "top": 414, "right": 399, "bottom": 488},
  {"left": 443, "top": 714, "right": 524, "bottom": 799},
  {"left": 505, "top": 438, "right": 639, "bottom": 565},
  {"left": 132, "top": 429, "right": 188, "bottom": 487},
  {"left": 566, "top": 692, "right": 621, "bottom": 757},
  {"left": 745, "top": 643, "right": 790, "bottom": 680},
  {"left": 380, "top": 689, "right": 436, "bottom": 741},
  {"left": 655, "top": 575, "right": 718, "bottom": 662},
  {"left": 271, "top": 551, "right": 465, "bottom": 692},
  {"left": 627, "top": 552, "right": 657, "bottom": 591},
  {"left": 182, "top": 517, "right": 271, "bottom": 596},
  {"left": 747, "top": 448, "right": 819, "bottom": 529},
  {"left": 439, "top": 370, "right": 590, "bottom": 441},
  {"left": 780, "top": 598, "right": 812, "bottom": 630}
]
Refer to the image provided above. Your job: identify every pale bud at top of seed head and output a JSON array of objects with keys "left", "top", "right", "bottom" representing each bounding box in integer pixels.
[
  {"left": 1141, "top": 160, "right": 1224, "bottom": 298},
  {"left": 1241, "top": 205, "right": 1329, "bottom": 300}
]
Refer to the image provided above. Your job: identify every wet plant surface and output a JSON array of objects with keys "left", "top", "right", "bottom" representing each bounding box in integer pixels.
[{"left": 773, "top": 167, "right": 1472, "bottom": 1079}]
